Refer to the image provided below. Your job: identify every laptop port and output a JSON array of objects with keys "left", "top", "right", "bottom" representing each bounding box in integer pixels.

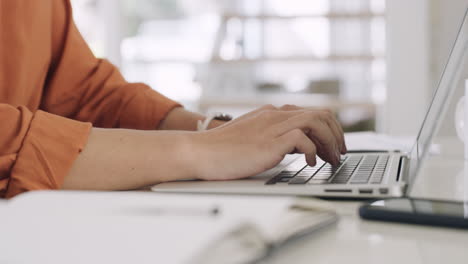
[
  {"left": 379, "top": 188, "right": 389, "bottom": 194},
  {"left": 359, "top": 189, "right": 373, "bottom": 194},
  {"left": 325, "top": 189, "right": 352, "bottom": 193}
]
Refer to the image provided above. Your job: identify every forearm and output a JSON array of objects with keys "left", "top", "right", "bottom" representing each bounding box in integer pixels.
[
  {"left": 157, "top": 107, "right": 225, "bottom": 131},
  {"left": 63, "top": 108, "right": 226, "bottom": 191},
  {"left": 62, "top": 128, "right": 196, "bottom": 191}
]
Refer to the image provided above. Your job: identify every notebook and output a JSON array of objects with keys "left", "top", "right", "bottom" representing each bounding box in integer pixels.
[{"left": 0, "top": 191, "right": 338, "bottom": 264}]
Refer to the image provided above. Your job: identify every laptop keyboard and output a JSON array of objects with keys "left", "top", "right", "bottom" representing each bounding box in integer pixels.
[{"left": 266, "top": 155, "right": 389, "bottom": 185}]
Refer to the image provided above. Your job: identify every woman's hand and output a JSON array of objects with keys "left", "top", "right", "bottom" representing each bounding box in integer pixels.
[
  {"left": 63, "top": 104, "right": 346, "bottom": 191},
  {"left": 190, "top": 105, "right": 347, "bottom": 181}
]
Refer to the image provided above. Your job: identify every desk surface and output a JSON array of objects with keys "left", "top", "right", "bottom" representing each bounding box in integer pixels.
[
  {"left": 2, "top": 137, "right": 467, "bottom": 264},
  {"left": 267, "top": 201, "right": 468, "bottom": 264},
  {"left": 267, "top": 137, "right": 468, "bottom": 264}
]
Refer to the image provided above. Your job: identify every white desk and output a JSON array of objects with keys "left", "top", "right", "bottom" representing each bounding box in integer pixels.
[
  {"left": 1, "top": 137, "right": 467, "bottom": 264},
  {"left": 266, "top": 202, "right": 468, "bottom": 264},
  {"left": 266, "top": 137, "right": 468, "bottom": 264}
]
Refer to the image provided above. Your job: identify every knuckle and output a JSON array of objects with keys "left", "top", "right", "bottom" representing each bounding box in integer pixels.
[
  {"left": 322, "top": 109, "right": 334, "bottom": 118},
  {"left": 262, "top": 104, "right": 277, "bottom": 111},
  {"left": 305, "top": 111, "right": 320, "bottom": 120},
  {"left": 280, "top": 104, "right": 298, "bottom": 111},
  {"left": 316, "top": 110, "right": 333, "bottom": 122},
  {"left": 322, "top": 135, "right": 335, "bottom": 146},
  {"left": 290, "top": 129, "right": 304, "bottom": 139}
]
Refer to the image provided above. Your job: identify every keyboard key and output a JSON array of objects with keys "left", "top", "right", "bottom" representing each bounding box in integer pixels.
[
  {"left": 336, "top": 170, "right": 353, "bottom": 177},
  {"left": 265, "top": 178, "right": 278, "bottom": 185},
  {"left": 284, "top": 159, "right": 308, "bottom": 172},
  {"left": 278, "top": 177, "right": 292, "bottom": 183},
  {"left": 313, "top": 172, "right": 334, "bottom": 180},
  {"left": 351, "top": 178, "right": 370, "bottom": 184},
  {"left": 354, "top": 172, "right": 372, "bottom": 177},
  {"left": 331, "top": 176, "right": 351, "bottom": 184},
  {"left": 370, "top": 178, "right": 384, "bottom": 184},
  {"left": 280, "top": 171, "right": 297, "bottom": 177},
  {"left": 289, "top": 176, "right": 311, "bottom": 185},
  {"left": 331, "top": 175, "right": 352, "bottom": 183},
  {"left": 308, "top": 179, "right": 329, "bottom": 185},
  {"left": 265, "top": 171, "right": 298, "bottom": 185},
  {"left": 296, "top": 170, "right": 316, "bottom": 178},
  {"left": 370, "top": 171, "right": 385, "bottom": 184}
]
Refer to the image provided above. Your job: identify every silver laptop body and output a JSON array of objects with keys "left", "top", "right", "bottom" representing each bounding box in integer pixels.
[{"left": 152, "top": 9, "right": 468, "bottom": 198}]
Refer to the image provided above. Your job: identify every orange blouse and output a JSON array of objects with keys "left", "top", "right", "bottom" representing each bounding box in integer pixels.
[{"left": 0, "top": 0, "right": 180, "bottom": 198}]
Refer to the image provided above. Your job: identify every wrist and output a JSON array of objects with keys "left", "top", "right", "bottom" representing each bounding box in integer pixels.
[
  {"left": 151, "top": 131, "right": 201, "bottom": 182},
  {"left": 198, "top": 113, "right": 233, "bottom": 131},
  {"left": 158, "top": 107, "right": 206, "bottom": 131},
  {"left": 183, "top": 131, "right": 214, "bottom": 180},
  {"left": 207, "top": 119, "right": 226, "bottom": 129},
  {"left": 177, "top": 131, "right": 208, "bottom": 181}
]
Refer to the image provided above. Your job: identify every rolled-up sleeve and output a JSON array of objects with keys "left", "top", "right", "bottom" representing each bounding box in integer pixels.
[
  {"left": 0, "top": 0, "right": 180, "bottom": 198},
  {"left": 42, "top": 0, "right": 181, "bottom": 129},
  {"left": 0, "top": 105, "right": 91, "bottom": 198}
]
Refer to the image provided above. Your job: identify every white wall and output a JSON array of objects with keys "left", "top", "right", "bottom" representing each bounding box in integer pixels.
[
  {"left": 430, "top": 0, "right": 467, "bottom": 88},
  {"left": 383, "top": 0, "right": 431, "bottom": 136},
  {"left": 383, "top": 0, "right": 468, "bottom": 137},
  {"left": 430, "top": 0, "right": 468, "bottom": 137}
]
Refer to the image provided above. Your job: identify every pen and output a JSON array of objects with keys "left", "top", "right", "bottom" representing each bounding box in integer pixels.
[{"left": 122, "top": 205, "right": 221, "bottom": 217}]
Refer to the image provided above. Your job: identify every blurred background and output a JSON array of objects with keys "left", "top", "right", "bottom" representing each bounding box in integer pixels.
[{"left": 70, "top": 0, "right": 468, "bottom": 136}]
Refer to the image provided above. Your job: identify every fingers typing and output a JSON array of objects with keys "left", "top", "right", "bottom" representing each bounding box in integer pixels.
[
  {"left": 272, "top": 111, "right": 342, "bottom": 165},
  {"left": 275, "top": 129, "right": 317, "bottom": 166}
]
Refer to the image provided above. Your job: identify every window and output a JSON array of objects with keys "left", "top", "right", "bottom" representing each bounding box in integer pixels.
[{"left": 72, "top": 0, "right": 386, "bottom": 130}]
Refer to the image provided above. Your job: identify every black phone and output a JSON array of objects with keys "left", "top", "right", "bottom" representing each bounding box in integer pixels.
[{"left": 359, "top": 198, "right": 468, "bottom": 229}]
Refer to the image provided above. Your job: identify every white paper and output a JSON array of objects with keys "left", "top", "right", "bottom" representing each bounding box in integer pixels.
[
  {"left": 0, "top": 191, "right": 336, "bottom": 264},
  {"left": 1, "top": 192, "right": 238, "bottom": 264}
]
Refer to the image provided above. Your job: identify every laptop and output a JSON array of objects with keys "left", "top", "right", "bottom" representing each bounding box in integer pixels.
[{"left": 152, "top": 9, "right": 468, "bottom": 198}]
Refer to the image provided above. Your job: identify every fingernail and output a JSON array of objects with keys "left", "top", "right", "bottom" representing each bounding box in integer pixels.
[{"left": 341, "top": 146, "right": 346, "bottom": 155}]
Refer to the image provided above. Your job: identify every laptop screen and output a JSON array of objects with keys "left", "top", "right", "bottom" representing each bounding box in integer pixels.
[{"left": 407, "top": 9, "right": 468, "bottom": 193}]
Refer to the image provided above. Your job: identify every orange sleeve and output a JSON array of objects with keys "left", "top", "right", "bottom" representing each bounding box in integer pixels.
[
  {"left": 1, "top": 0, "right": 180, "bottom": 198},
  {"left": 42, "top": 0, "right": 181, "bottom": 129},
  {"left": 0, "top": 104, "right": 91, "bottom": 198}
]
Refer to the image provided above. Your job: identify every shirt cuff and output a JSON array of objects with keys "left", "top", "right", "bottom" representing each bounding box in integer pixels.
[
  {"left": 6, "top": 110, "right": 91, "bottom": 198},
  {"left": 118, "top": 85, "right": 182, "bottom": 130}
]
